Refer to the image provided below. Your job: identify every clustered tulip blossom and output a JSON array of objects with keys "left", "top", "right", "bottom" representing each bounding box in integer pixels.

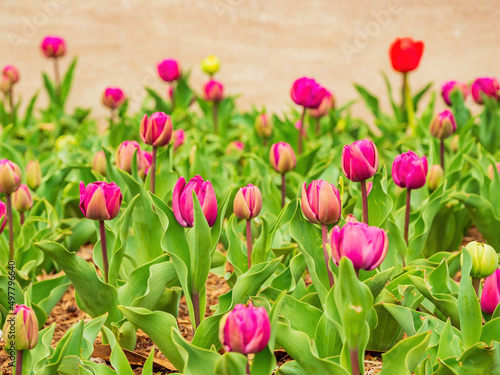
[
  {"left": 301, "top": 179, "right": 341, "bottom": 287},
  {"left": 392, "top": 150, "right": 428, "bottom": 245},
  {"left": 173, "top": 175, "right": 217, "bottom": 228},
  {"left": 80, "top": 181, "right": 122, "bottom": 283},
  {"left": 471, "top": 77, "right": 500, "bottom": 104},
  {"left": 342, "top": 139, "right": 378, "bottom": 224},
  {"left": 0, "top": 159, "right": 22, "bottom": 262},
  {"left": 41, "top": 35, "right": 66, "bottom": 90},
  {"left": 270, "top": 142, "right": 296, "bottom": 208},
  {"left": 234, "top": 184, "right": 262, "bottom": 269},
  {"left": 441, "top": 81, "right": 468, "bottom": 106},
  {"left": 481, "top": 269, "right": 500, "bottom": 315}
]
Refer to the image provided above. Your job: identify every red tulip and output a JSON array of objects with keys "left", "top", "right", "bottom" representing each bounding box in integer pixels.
[
  {"left": 173, "top": 129, "right": 185, "bottom": 152},
  {"left": 12, "top": 184, "right": 33, "bottom": 212},
  {"left": 0, "top": 201, "right": 6, "bottom": 234},
  {"left": 389, "top": 37, "right": 424, "bottom": 73}
]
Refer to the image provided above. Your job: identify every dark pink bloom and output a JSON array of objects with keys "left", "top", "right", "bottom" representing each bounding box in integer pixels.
[
  {"left": 290, "top": 77, "right": 327, "bottom": 109},
  {"left": 441, "top": 81, "right": 468, "bottom": 106},
  {"left": 139, "top": 150, "right": 152, "bottom": 178},
  {"left": 309, "top": 90, "right": 334, "bottom": 118},
  {"left": 471, "top": 77, "right": 500, "bottom": 104},
  {"left": 2, "top": 65, "right": 19, "bottom": 84},
  {"left": 429, "top": 110, "right": 456, "bottom": 140},
  {"left": 102, "top": 87, "right": 126, "bottom": 110},
  {"left": 269, "top": 142, "right": 296, "bottom": 174},
  {"left": 392, "top": 151, "right": 428, "bottom": 190},
  {"left": 234, "top": 184, "right": 262, "bottom": 220},
  {"left": 41, "top": 35, "right": 66, "bottom": 58},
  {"left": 157, "top": 59, "right": 180, "bottom": 82},
  {"left": 204, "top": 80, "right": 224, "bottom": 102},
  {"left": 140, "top": 112, "right": 173, "bottom": 147},
  {"left": 79, "top": 181, "right": 122, "bottom": 221},
  {"left": 2, "top": 304, "right": 39, "bottom": 350},
  {"left": 301, "top": 180, "right": 341, "bottom": 225},
  {"left": 341, "top": 140, "right": 379, "bottom": 182},
  {"left": 481, "top": 269, "right": 500, "bottom": 315}
]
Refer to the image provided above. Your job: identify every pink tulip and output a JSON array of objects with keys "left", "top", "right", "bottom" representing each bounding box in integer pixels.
[
  {"left": 2, "top": 65, "right": 19, "bottom": 85},
  {"left": 269, "top": 142, "right": 296, "bottom": 174},
  {"left": 173, "top": 129, "right": 185, "bottom": 152},
  {"left": 157, "top": 59, "right": 180, "bottom": 82},
  {"left": 301, "top": 180, "right": 341, "bottom": 225},
  {"left": 219, "top": 304, "right": 271, "bottom": 355},
  {"left": 291, "top": 77, "right": 327, "bottom": 109},
  {"left": 441, "top": 81, "right": 468, "bottom": 106},
  {"left": 204, "top": 80, "right": 224, "bottom": 102},
  {"left": 309, "top": 90, "right": 334, "bottom": 118},
  {"left": 392, "top": 151, "right": 428, "bottom": 190},
  {"left": 226, "top": 141, "right": 244, "bottom": 155},
  {"left": 341, "top": 140, "right": 379, "bottom": 182},
  {"left": 481, "top": 269, "right": 500, "bottom": 315},
  {"left": 429, "top": 110, "right": 456, "bottom": 140},
  {"left": 102, "top": 87, "right": 126, "bottom": 110},
  {"left": 331, "top": 219, "right": 388, "bottom": 271},
  {"left": 0, "top": 201, "right": 6, "bottom": 234},
  {"left": 79, "top": 181, "right": 122, "bottom": 221},
  {"left": 172, "top": 175, "right": 217, "bottom": 227},
  {"left": 140, "top": 112, "right": 173, "bottom": 147},
  {"left": 139, "top": 150, "right": 152, "bottom": 178},
  {"left": 0, "top": 159, "right": 22, "bottom": 194},
  {"left": 40, "top": 35, "right": 66, "bottom": 58},
  {"left": 12, "top": 184, "right": 33, "bottom": 212},
  {"left": 2, "top": 304, "right": 39, "bottom": 351},
  {"left": 471, "top": 77, "right": 500, "bottom": 104},
  {"left": 234, "top": 184, "right": 262, "bottom": 220},
  {"left": 115, "top": 141, "right": 144, "bottom": 174}
]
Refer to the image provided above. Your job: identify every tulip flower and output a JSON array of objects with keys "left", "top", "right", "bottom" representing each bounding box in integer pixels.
[
  {"left": 234, "top": 184, "right": 262, "bottom": 269},
  {"left": 290, "top": 77, "right": 327, "bottom": 153},
  {"left": 102, "top": 87, "right": 126, "bottom": 110},
  {"left": 301, "top": 180, "right": 341, "bottom": 287},
  {"left": 173, "top": 129, "right": 185, "bottom": 152},
  {"left": 441, "top": 81, "right": 468, "bottom": 106},
  {"left": 140, "top": 112, "right": 173, "bottom": 193},
  {"left": 487, "top": 163, "right": 500, "bottom": 180},
  {"left": 429, "top": 110, "right": 456, "bottom": 171},
  {"left": 463, "top": 241, "right": 497, "bottom": 296},
  {"left": 471, "top": 77, "right": 500, "bottom": 104},
  {"left": 226, "top": 141, "right": 244, "bottom": 155},
  {"left": 0, "top": 159, "right": 22, "bottom": 262},
  {"left": 389, "top": 37, "right": 424, "bottom": 133},
  {"left": 12, "top": 184, "right": 32, "bottom": 225},
  {"left": 92, "top": 151, "right": 107, "bottom": 176},
  {"left": 427, "top": 164, "right": 444, "bottom": 191},
  {"left": 219, "top": 304, "right": 271, "bottom": 364},
  {"left": 80, "top": 181, "right": 122, "bottom": 283},
  {"left": 331, "top": 218, "right": 388, "bottom": 273},
  {"left": 115, "top": 140, "right": 144, "bottom": 175},
  {"left": 172, "top": 175, "right": 217, "bottom": 228},
  {"left": 255, "top": 113, "right": 273, "bottom": 141},
  {"left": 392, "top": 150, "right": 428, "bottom": 245},
  {"left": 342, "top": 139, "right": 378, "bottom": 224},
  {"left": 201, "top": 54, "right": 220, "bottom": 76},
  {"left": 41, "top": 35, "right": 66, "bottom": 91},
  {"left": 0, "top": 201, "right": 6, "bottom": 234},
  {"left": 157, "top": 59, "right": 180, "bottom": 108},
  {"left": 203, "top": 79, "right": 224, "bottom": 134},
  {"left": 481, "top": 269, "right": 500, "bottom": 315},
  {"left": 26, "top": 161, "right": 42, "bottom": 191},
  {"left": 270, "top": 142, "right": 296, "bottom": 208},
  {"left": 138, "top": 150, "right": 152, "bottom": 179},
  {"left": 2, "top": 65, "right": 19, "bottom": 85}
]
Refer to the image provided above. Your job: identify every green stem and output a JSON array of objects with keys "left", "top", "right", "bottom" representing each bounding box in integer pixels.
[
  {"left": 9, "top": 86, "right": 15, "bottom": 125},
  {"left": 360, "top": 180, "right": 369, "bottom": 225},
  {"left": 170, "top": 83, "right": 176, "bottom": 110},
  {"left": 150, "top": 146, "right": 157, "bottom": 194},
  {"left": 192, "top": 292, "right": 201, "bottom": 333},
  {"left": 20, "top": 212, "right": 24, "bottom": 226},
  {"left": 99, "top": 220, "right": 109, "bottom": 284},
  {"left": 246, "top": 359, "right": 251, "bottom": 375},
  {"left": 472, "top": 277, "right": 481, "bottom": 298},
  {"left": 298, "top": 107, "right": 306, "bottom": 154},
  {"left": 281, "top": 173, "right": 286, "bottom": 208},
  {"left": 53, "top": 57, "right": 61, "bottom": 95},
  {"left": 315, "top": 117, "right": 320, "bottom": 135},
  {"left": 350, "top": 348, "right": 360, "bottom": 375},
  {"left": 404, "top": 189, "right": 411, "bottom": 246},
  {"left": 401, "top": 72, "right": 407, "bottom": 111},
  {"left": 15, "top": 350, "right": 23, "bottom": 375},
  {"left": 440, "top": 139, "right": 445, "bottom": 171},
  {"left": 404, "top": 73, "right": 416, "bottom": 135},
  {"left": 109, "top": 108, "right": 115, "bottom": 129},
  {"left": 6, "top": 194, "right": 14, "bottom": 262},
  {"left": 246, "top": 219, "right": 252, "bottom": 270},
  {"left": 322, "top": 224, "right": 334, "bottom": 288},
  {"left": 212, "top": 102, "right": 219, "bottom": 134}
]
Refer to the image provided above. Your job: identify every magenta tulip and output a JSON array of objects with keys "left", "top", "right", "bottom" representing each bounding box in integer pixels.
[
  {"left": 2, "top": 304, "right": 39, "bottom": 351},
  {"left": 269, "top": 142, "right": 296, "bottom": 174},
  {"left": 441, "top": 81, "right": 468, "bottom": 106},
  {"left": 234, "top": 184, "right": 262, "bottom": 220},
  {"left": 79, "top": 181, "right": 122, "bottom": 221},
  {"left": 331, "top": 220, "right": 388, "bottom": 271},
  {"left": 290, "top": 77, "right": 327, "bottom": 109},
  {"left": 139, "top": 150, "right": 152, "bottom": 179},
  {"left": 430, "top": 110, "right": 456, "bottom": 140},
  {"left": 40, "top": 35, "right": 66, "bottom": 58},
  {"left": 173, "top": 129, "right": 185, "bottom": 152},
  {"left": 0, "top": 201, "right": 6, "bottom": 234},
  {"left": 342, "top": 140, "right": 379, "bottom": 183},
  {"left": 204, "top": 80, "right": 224, "bottom": 102},
  {"left": 481, "top": 269, "right": 500, "bottom": 315},
  {"left": 102, "top": 87, "right": 126, "bottom": 110},
  {"left": 301, "top": 180, "right": 341, "bottom": 225},
  {"left": 140, "top": 112, "right": 173, "bottom": 147},
  {"left": 471, "top": 77, "right": 500, "bottom": 104},
  {"left": 309, "top": 90, "right": 334, "bottom": 118},
  {"left": 392, "top": 151, "right": 428, "bottom": 190},
  {"left": 157, "top": 59, "right": 180, "bottom": 82},
  {"left": 2, "top": 65, "right": 19, "bottom": 85},
  {"left": 219, "top": 304, "right": 271, "bottom": 355},
  {"left": 0, "top": 159, "right": 22, "bottom": 195},
  {"left": 172, "top": 175, "right": 217, "bottom": 228}
]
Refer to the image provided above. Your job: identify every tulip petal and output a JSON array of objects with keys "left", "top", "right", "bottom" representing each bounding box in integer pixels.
[{"left": 172, "top": 177, "right": 189, "bottom": 227}]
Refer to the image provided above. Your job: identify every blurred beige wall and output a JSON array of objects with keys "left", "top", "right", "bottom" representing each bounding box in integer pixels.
[{"left": 1, "top": 0, "right": 499, "bottom": 119}]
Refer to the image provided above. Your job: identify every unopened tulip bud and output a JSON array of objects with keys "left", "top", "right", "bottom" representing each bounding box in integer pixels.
[
  {"left": 430, "top": 110, "right": 456, "bottom": 140},
  {"left": 92, "top": 151, "right": 107, "bottom": 176},
  {"left": 26, "top": 160, "right": 42, "bottom": 190},
  {"left": 40, "top": 35, "right": 66, "bottom": 58},
  {"left": 115, "top": 141, "right": 143, "bottom": 174},
  {"left": 80, "top": 181, "right": 122, "bottom": 221},
  {"left": 140, "top": 112, "right": 173, "bottom": 147},
  {"left": 341, "top": 140, "right": 379, "bottom": 182},
  {"left": 226, "top": 141, "right": 244, "bottom": 155},
  {"left": 481, "top": 269, "right": 500, "bottom": 315},
  {"left": 2, "top": 65, "right": 19, "bottom": 85},
  {"left": 0, "top": 75, "right": 11, "bottom": 94},
  {"left": 392, "top": 151, "right": 428, "bottom": 190},
  {"left": 255, "top": 113, "right": 273, "bottom": 138},
  {"left": 201, "top": 54, "right": 220, "bottom": 75},
  {"left": 0, "top": 159, "right": 22, "bottom": 194},
  {"left": 102, "top": 87, "right": 126, "bottom": 110},
  {"left": 2, "top": 304, "right": 39, "bottom": 351},
  {"left": 471, "top": 77, "right": 500, "bottom": 104},
  {"left": 157, "top": 59, "right": 180, "bottom": 82},
  {"left": 12, "top": 185, "right": 32, "bottom": 212},
  {"left": 487, "top": 163, "right": 500, "bottom": 180},
  {"left": 269, "top": 142, "right": 296, "bottom": 174},
  {"left": 427, "top": 164, "right": 444, "bottom": 191},
  {"left": 301, "top": 180, "right": 341, "bottom": 225},
  {"left": 204, "top": 80, "right": 224, "bottom": 102},
  {"left": 172, "top": 175, "right": 217, "bottom": 227},
  {"left": 0, "top": 201, "right": 6, "bottom": 234},
  {"left": 463, "top": 241, "right": 497, "bottom": 279},
  {"left": 219, "top": 304, "right": 271, "bottom": 355},
  {"left": 173, "top": 129, "right": 185, "bottom": 152},
  {"left": 234, "top": 184, "right": 262, "bottom": 220},
  {"left": 441, "top": 81, "right": 468, "bottom": 106}
]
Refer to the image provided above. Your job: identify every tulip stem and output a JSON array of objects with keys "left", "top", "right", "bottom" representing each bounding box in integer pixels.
[
  {"left": 20, "top": 212, "right": 24, "bottom": 226},
  {"left": 281, "top": 173, "right": 286, "bottom": 208},
  {"left": 298, "top": 107, "right": 306, "bottom": 154},
  {"left": 401, "top": 72, "right": 407, "bottom": 111},
  {"left": 403, "top": 72, "right": 416, "bottom": 135},
  {"left": 315, "top": 117, "right": 320, "bottom": 135},
  {"left": 192, "top": 292, "right": 201, "bottom": 332},
  {"left": 109, "top": 108, "right": 115, "bottom": 128},
  {"left": 472, "top": 277, "right": 481, "bottom": 298},
  {"left": 404, "top": 189, "right": 411, "bottom": 246},
  {"left": 440, "top": 139, "right": 445, "bottom": 171},
  {"left": 212, "top": 102, "right": 219, "bottom": 134},
  {"left": 360, "top": 180, "right": 369, "bottom": 225},
  {"left": 321, "top": 224, "right": 334, "bottom": 288},
  {"left": 150, "top": 146, "right": 157, "bottom": 194},
  {"left": 246, "top": 219, "right": 252, "bottom": 270},
  {"left": 99, "top": 220, "right": 109, "bottom": 284},
  {"left": 6, "top": 194, "right": 14, "bottom": 262},
  {"left": 350, "top": 348, "right": 360, "bottom": 375},
  {"left": 15, "top": 350, "right": 23, "bottom": 375},
  {"left": 170, "top": 83, "right": 176, "bottom": 110},
  {"left": 9, "top": 86, "right": 16, "bottom": 125},
  {"left": 246, "top": 360, "right": 251, "bottom": 375},
  {"left": 53, "top": 57, "right": 61, "bottom": 96}
]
